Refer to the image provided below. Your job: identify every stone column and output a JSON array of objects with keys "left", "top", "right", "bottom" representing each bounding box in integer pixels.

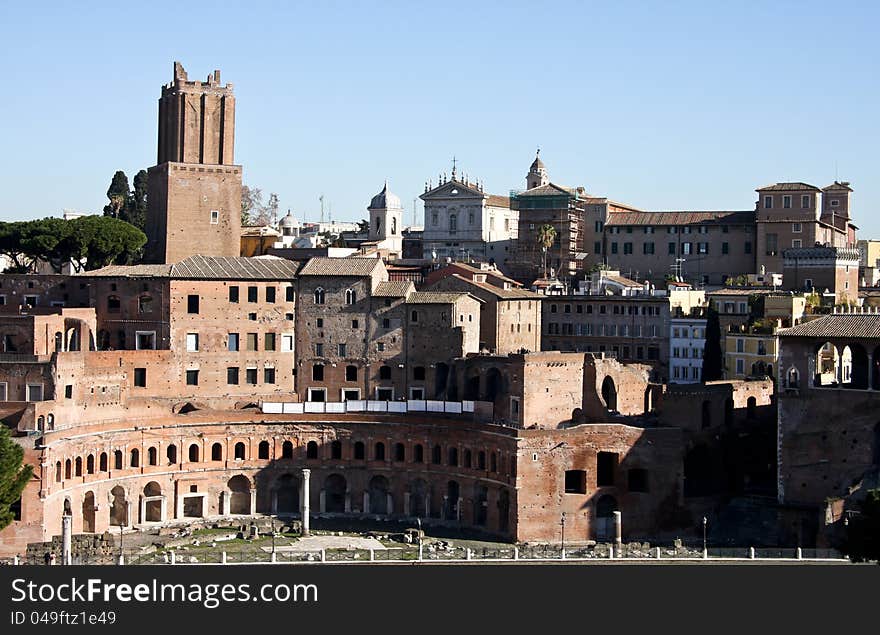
[
  {"left": 386, "top": 493, "right": 393, "bottom": 516},
  {"left": 613, "top": 510, "right": 622, "bottom": 553},
  {"left": 250, "top": 488, "right": 257, "bottom": 515},
  {"left": 219, "top": 491, "right": 227, "bottom": 516},
  {"left": 344, "top": 489, "right": 351, "bottom": 513},
  {"left": 319, "top": 490, "right": 326, "bottom": 513},
  {"left": 403, "top": 492, "right": 411, "bottom": 516},
  {"left": 61, "top": 514, "right": 72, "bottom": 565},
  {"left": 271, "top": 491, "right": 278, "bottom": 515},
  {"left": 160, "top": 496, "right": 167, "bottom": 522},
  {"left": 125, "top": 500, "right": 133, "bottom": 527},
  {"left": 442, "top": 495, "right": 448, "bottom": 520},
  {"left": 139, "top": 496, "right": 146, "bottom": 525},
  {"left": 301, "top": 469, "right": 310, "bottom": 536},
  {"left": 363, "top": 492, "right": 370, "bottom": 515}
]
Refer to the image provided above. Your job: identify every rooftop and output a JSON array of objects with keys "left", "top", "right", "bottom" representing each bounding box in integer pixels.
[
  {"left": 443, "top": 274, "right": 543, "bottom": 300},
  {"left": 407, "top": 291, "right": 475, "bottom": 304},
  {"left": 756, "top": 182, "right": 821, "bottom": 192},
  {"left": 298, "top": 256, "right": 383, "bottom": 277},
  {"left": 373, "top": 280, "right": 415, "bottom": 297},
  {"left": 81, "top": 255, "right": 301, "bottom": 280},
  {"left": 605, "top": 210, "right": 755, "bottom": 226},
  {"left": 779, "top": 313, "right": 880, "bottom": 339}
]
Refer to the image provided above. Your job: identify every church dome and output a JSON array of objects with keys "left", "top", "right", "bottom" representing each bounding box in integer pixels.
[
  {"left": 279, "top": 210, "right": 299, "bottom": 227},
  {"left": 369, "top": 182, "right": 402, "bottom": 210}
]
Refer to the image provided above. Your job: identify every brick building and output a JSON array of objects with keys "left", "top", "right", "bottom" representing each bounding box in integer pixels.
[{"left": 144, "top": 62, "right": 242, "bottom": 264}]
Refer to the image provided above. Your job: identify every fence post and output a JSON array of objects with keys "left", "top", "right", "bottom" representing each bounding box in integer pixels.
[
  {"left": 13, "top": 555, "right": 19, "bottom": 566},
  {"left": 656, "top": 547, "right": 661, "bottom": 560},
  {"left": 609, "top": 546, "right": 614, "bottom": 560},
  {"left": 369, "top": 549, "right": 375, "bottom": 562},
  {"left": 749, "top": 546, "right": 755, "bottom": 559},
  {"left": 513, "top": 546, "right": 519, "bottom": 561},
  {"left": 271, "top": 551, "right": 276, "bottom": 563},
  {"left": 170, "top": 551, "right": 176, "bottom": 565},
  {"left": 703, "top": 547, "right": 708, "bottom": 560},
  {"left": 796, "top": 547, "right": 802, "bottom": 560},
  {"left": 418, "top": 542, "right": 423, "bottom": 562},
  {"left": 221, "top": 551, "right": 227, "bottom": 565},
  {"left": 466, "top": 548, "right": 472, "bottom": 561},
  {"left": 561, "top": 547, "right": 566, "bottom": 560},
  {"left": 320, "top": 549, "right": 326, "bottom": 563},
  {"left": 118, "top": 553, "right": 124, "bottom": 566}
]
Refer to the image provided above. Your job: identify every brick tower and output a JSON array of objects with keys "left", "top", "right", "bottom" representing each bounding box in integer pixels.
[{"left": 144, "top": 62, "right": 242, "bottom": 264}]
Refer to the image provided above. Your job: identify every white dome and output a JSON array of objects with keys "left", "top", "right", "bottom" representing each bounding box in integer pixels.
[{"left": 279, "top": 210, "right": 299, "bottom": 227}]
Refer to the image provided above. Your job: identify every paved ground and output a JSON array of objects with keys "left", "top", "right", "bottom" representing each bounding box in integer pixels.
[{"left": 261, "top": 535, "right": 387, "bottom": 552}]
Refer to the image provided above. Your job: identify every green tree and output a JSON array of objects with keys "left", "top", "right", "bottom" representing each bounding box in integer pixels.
[
  {"left": 842, "top": 489, "right": 880, "bottom": 563},
  {"left": 536, "top": 223, "right": 557, "bottom": 278},
  {"left": 103, "top": 171, "right": 130, "bottom": 219},
  {"left": 73, "top": 216, "right": 147, "bottom": 270},
  {"left": 0, "top": 425, "right": 33, "bottom": 531},
  {"left": 701, "top": 306, "right": 724, "bottom": 382},
  {"left": 124, "top": 169, "right": 149, "bottom": 230},
  {"left": 241, "top": 185, "right": 265, "bottom": 225}
]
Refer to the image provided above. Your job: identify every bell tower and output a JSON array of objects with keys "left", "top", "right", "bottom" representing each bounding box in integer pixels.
[
  {"left": 526, "top": 149, "right": 549, "bottom": 190},
  {"left": 144, "top": 61, "right": 243, "bottom": 264}
]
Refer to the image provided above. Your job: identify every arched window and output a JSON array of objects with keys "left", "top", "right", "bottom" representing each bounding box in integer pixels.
[
  {"left": 55, "top": 461, "right": 62, "bottom": 482},
  {"left": 414, "top": 444, "right": 424, "bottom": 463},
  {"left": 478, "top": 451, "right": 486, "bottom": 470},
  {"left": 282, "top": 440, "right": 293, "bottom": 459},
  {"left": 37, "top": 416, "right": 44, "bottom": 431},
  {"left": 107, "top": 295, "right": 121, "bottom": 313},
  {"left": 129, "top": 449, "right": 139, "bottom": 468},
  {"left": 234, "top": 442, "right": 246, "bottom": 460},
  {"left": 314, "top": 287, "right": 325, "bottom": 305},
  {"left": 306, "top": 441, "right": 318, "bottom": 459},
  {"left": 46, "top": 414, "right": 54, "bottom": 430},
  {"left": 448, "top": 447, "right": 458, "bottom": 466},
  {"left": 375, "top": 442, "right": 386, "bottom": 461},
  {"left": 391, "top": 217, "right": 397, "bottom": 235},
  {"left": 354, "top": 441, "right": 365, "bottom": 460},
  {"left": 379, "top": 365, "right": 392, "bottom": 380},
  {"left": 464, "top": 449, "right": 472, "bottom": 468},
  {"left": 258, "top": 440, "right": 270, "bottom": 459},
  {"left": 345, "top": 289, "right": 356, "bottom": 305},
  {"left": 331, "top": 440, "right": 342, "bottom": 459},
  {"left": 99, "top": 452, "right": 108, "bottom": 472},
  {"left": 188, "top": 444, "right": 200, "bottom": 463},
  {"left": 148, "top": 447, "right": 157, "bottom": 466},
  {"left": 432, "top": 445, "right": 442, "bottom": 465},
  {"left": 394, "top": 443, "right": 405, "bottom": 462},
  {"left": 113, "top": 450, "right": 122, "bottom": 470},
  {"left": 491, "top": 452, "right": 498, "bottom": 473},
  {"left": 211, "top": 443, "right": 223, "bottom": 461},
  {"left": 449, "top": 214, "right": 457, "bottom": 231},
  {"left": 73, "top": 456, "right": 82, "bottom": 476},
  {"left": 138, "top": 295, "right": 153, "bottom": 314},
  {"left": 86, "top": 454, "right": 95, "bottom": 474},
  {"left": 64, "top": 459, "right": 72, "bottom": 479},
  {"left": 166, "top": 444, "right": 177, "bottom": 464},
  {"left": 787, "top": 367, "right": 800, "bottom": 389}
]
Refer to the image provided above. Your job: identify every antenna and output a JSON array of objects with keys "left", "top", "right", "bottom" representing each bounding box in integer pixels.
[{"left": 319, "top": 195, "right": 324, "bottom": 223}]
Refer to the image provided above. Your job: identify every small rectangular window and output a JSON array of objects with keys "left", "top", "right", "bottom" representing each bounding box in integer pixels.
[
  {"left": 133, "top": 368, "right": 147, "bottom": 388},
  {"left": 564, "top": 470, "right": 587, "bottom": 494},
  {"left": 229, "top": 286, "right": 239, "bottom": 303},
  {"left": 187, "top": 295, "right": 199, "bottom": 314},
  {"left": 286, "top": 286, "right": 295, "bottom": 302},
  {"left": 64, "top": 385, "right": 72, "bottom": 399},
  {"left": 247, "top": 286, "right": 258, "bottom": 303},
  {"left": 315, "top": 342, "right": 324, "bottom": 357},
  {"left": 228, "top": 333, "right": 240, "bottom": 352},
  {"left": 247, "top": 333, "right": 258, "bottom": 351},
  {"left": 338, "top": 343, "right": 347, "bottom": 357},
  {"left": 210, "top": 210, "right": 219, "bottom": 224},
  {"left": 246, "top": 368, "right": 258, "bottom": 385},
  {"left": 186, "top": 333, "right": 199, "bottom": 352},
  {"left": 264, "top": 332, "right": 276, "bottom": 351},
  {"left": 264, "top": 367, "right": 276, "bottom": 384},
  {"left": 266, "top": 287, "right": 276, "bottom": 303},
  {"left": 597, "top": 452, "right": 617, "bottom": 486},
  {"left": 227, "top": 367, "right": 240, "bottom": 385},
  {"left": 186, "top": 370, "right": 199, "bottom": 385}
]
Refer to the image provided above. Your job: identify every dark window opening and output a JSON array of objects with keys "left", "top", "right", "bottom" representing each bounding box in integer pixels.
[
  {"left": 565, "top": 470, "right": 587, "bottom": 494},
  {"left": 597, "top": 452, "right": 617, "bottom": 486}
]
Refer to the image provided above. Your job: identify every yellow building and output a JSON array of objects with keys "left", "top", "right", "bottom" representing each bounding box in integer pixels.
[{"left": 724, "top": 331, "right": 777, "bottom": 380}]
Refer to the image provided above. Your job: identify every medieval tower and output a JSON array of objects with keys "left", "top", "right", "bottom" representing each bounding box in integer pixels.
[{"left": 144, "top": 62, "right": 242, "bottom": 264}]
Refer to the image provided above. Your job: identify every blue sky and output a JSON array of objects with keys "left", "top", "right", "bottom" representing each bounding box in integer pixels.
[{"left": 1, "top": 1, "right": 878, "bottom": 234}]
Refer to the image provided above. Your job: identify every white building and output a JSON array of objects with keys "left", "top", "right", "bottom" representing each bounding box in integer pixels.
[
  {"left": 420, "top": 166, "right": 518, "bottom": 273},
  {"left": 670, "top": 314, "right": 707, "bottom": 383},
  {"left": 366, "top": 182, "right": 403, "bottom": 258}
]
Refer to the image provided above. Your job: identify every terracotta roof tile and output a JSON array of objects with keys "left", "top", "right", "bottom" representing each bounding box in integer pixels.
[
  {"left": 298, "top": 256, "right": 382, "bottom": 277},
  {"left": 756, "top": 182, "right": 821, "bottom": 192},
  {"left": 406, "top": 291, "right": 474, "bottom": 304},
  {"left": 373, "top": 281, "right": 415, "bottom": 297},
  {"left": 606, "top": 210, "right": 755, "bottom": 226},
  {"left": 779, "top": 314, "right": 880, "bottom": 339},
  {"left": 171, "top": 255, "right": 299, "bottom": 279}
]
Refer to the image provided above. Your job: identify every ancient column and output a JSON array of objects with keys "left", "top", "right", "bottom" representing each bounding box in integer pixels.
[
  {"left": 301, "top": 469, "right": 311, "bottom": 536},
  {"left": 61, "top": 514, "right": 72, "bottom": 565},
  {"left": 250, "top": 488, "right": 257, "bottom": 515},
  {"left": 613, "top": 510, "right": 622, "bottom": 554}
]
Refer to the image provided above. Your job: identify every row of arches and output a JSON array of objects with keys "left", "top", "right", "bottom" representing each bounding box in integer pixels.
[
  {"left": 73, "top": 472, "right": 513, "bottom": 534},
  {"left": 53, "top": 437, "right": 511, "bottom": 485},
  {"left": 807, "top": 341, "right": 880, "bottom": 390}
]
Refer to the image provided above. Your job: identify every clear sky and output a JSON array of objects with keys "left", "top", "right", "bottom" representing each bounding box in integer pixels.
[{"left": 1, "top": 1, "right": 878, "bottom": 234}]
